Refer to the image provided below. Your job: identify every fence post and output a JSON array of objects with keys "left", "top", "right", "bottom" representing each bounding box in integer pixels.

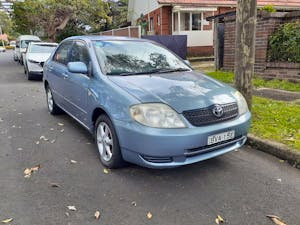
[
  {"left": 112, "top": 29, "right": 115, "bottom": 36},
  {"left": 128, "top": 26, "right": 131, "bottom": 37},
  {"left": 138, "top": 25, "right": 141, "bottom": 38}
]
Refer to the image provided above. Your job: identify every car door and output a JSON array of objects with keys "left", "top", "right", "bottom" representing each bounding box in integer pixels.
[
  {"left": 63, "top": 40, "right": 92, "bottom": 125},
  {"left": 46, "top": 41, "right": 73, "bottom": 109}
]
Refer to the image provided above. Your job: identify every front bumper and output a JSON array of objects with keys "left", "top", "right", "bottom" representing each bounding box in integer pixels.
[{"left": 114, "top": 112, "right": 251, "bottom": 168}]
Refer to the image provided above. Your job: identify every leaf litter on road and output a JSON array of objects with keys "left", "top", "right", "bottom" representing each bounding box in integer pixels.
[
  {"left": 94, "top": 211, "right": 101, "bottom": 220},
  {"left": 70, "top": 160, "right": 78, "bottom": 164},
  {"left": 266, "top": 215, "right": 287, "bottom": 225},
  {"left": 24, "top": 165, "right": 40, "bottom": 178},
  {"left": 58, "top": 123, "right": 64, "bottom": 126},
  {"left": 67, "top": 206, "right": 77, "bottom": 211},
  {"left": 147, "top": 212, "right": 153, "bottom": 219},
  {"left": 215, "top": 215, "right": 224, "bottom": 224},
  {"left": 1, "top": 218, "right": 13, "bottom": 224},
  {"left": 103, "top": 168, "right": 109, "bottom": 174}
]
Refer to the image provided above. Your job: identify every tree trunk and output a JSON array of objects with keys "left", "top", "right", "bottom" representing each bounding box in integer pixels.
[{"left": 234, "top": 0, "right": 257, "bottom": 110}]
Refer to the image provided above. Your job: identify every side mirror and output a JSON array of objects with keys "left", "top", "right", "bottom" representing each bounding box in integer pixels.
[
  {"left": 184, "top": 60, "right": 191, "bottom": 66},
  {"left": 67, "top": 62, "right": 88, "bottom": 74}
]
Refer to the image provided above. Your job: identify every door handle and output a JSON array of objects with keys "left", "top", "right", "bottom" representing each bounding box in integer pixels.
[{"left": 62, "top": 73, "right": 69, "bottom": 79}]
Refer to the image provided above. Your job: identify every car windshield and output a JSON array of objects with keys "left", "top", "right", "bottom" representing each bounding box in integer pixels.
[
  {"left": 21, "top": 40, "right": 40, "bottom": 48},
  {"left": 93, "top": 41, "right": 191, "bottom": 76},
  {"left": 29, "top": 44, "right": 57, "bottom": 53}
]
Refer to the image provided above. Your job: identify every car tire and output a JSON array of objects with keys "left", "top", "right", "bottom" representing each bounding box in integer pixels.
[
  {"left": 46, "top": 85, "right": 62, "bottom": 115},
  {"left": 95, "top": 115, "right": 124, "bottom": 168}
]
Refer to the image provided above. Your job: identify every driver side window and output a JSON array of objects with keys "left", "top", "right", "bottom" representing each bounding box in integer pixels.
[{"left": 69, "top": 41, "right": 91, "bottom": 68}]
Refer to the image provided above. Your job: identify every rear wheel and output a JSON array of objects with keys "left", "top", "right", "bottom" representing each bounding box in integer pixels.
[
  {"left": 95, "top": 115, "right": 124, "bottom": 168},
  {"left": 46, "top": 85, "right": 62, "bottom": 115}
]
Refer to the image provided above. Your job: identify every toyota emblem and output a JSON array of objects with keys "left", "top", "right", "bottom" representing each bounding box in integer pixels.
[{"left": 212, "top": 105, "right": 224, "bottom": 117}]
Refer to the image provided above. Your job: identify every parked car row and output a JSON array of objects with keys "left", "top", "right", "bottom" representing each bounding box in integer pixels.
[{"left": 13, "top": 35, "right": 58, "bottom": 80}]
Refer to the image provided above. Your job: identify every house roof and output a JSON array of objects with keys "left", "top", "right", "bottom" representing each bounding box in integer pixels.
[{"left": 157, "top": 0, "right": 300, "bottom": 8}]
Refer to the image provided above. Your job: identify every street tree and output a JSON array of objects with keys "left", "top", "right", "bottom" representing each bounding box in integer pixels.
[
  {"left": 12, "top": 0, "right": 111, "bottom": 41},
  {"left": 234, "top": 0, "right": 257, "bottom": 110},
  {"left": 0, "top": 11, "right": 13, "bottom": 34}
]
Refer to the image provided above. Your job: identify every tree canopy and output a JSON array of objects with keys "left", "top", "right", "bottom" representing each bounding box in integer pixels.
[
  {"left": 0, "top": 11, "right": 13, "bottom": 34},
  {"left": 12, "top": 0, "right": 113, "bottom": 41}
]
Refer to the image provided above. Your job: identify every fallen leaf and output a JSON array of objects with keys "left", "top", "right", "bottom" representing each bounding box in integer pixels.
[
  {"left": 50, "top": 139, "right": 56, "bottom": 144},
  {"left": 60, "top": 129, "right": 64, "bottom": 133},
  {"left": 65, "top": 212, "right": 70, "bottom": 217},
  {"left": 58, "top": 123, "right": 64, "bottom": 126},
  {"left": 277, "top": 178, "right": 282, "bottom": 182},
  {"left": 50, "top": 128, "right": 54, "bottom": 131},
  {"left": 24, "top": 168, "right": 32, "bottom": 176},
  {"left": 279, "top": 160, "right": 285, "bottom": 163},
  {"left": 266, "top": 215, "right": 287, "bottom": 225},
  {"left": 67, "top": 206, "right": 77, "bottom": 211},
  {"left": 103, "top": 168, "right": 109, "bottom": 174},
  {"left": 94, "top": 211, "right": 100, "bottom": 220},
  {"left": 1, "top": 218, "right": 13, "bottom": 223},
  {"left": 50, "top": 183, "right": 60, "bottom": 188},
  {"left": 23, "top": 165, "right": 40, "bottom": 178},
  {"left": 147, "top": 212, "right": 152, "bottom": 219},
  {"left": 131, "top": 201, "right": 137, "bottom": 207},
  {"left": 70, "top": 160, "right": 77, "bottom": 164},
  {"left": 31, "top": 165, "right": 40, "bottom": 172},
  {"left": 215, "top": 215, "right": 224, "bottom": 224},
  {"left": 40, "top": 136, "right": 49, "bottom": 141},
  {"left": 17, "top": 148, "right": 23, "bottom": 151},
  {"left": 35, "top": 141, "right": 40, "bottom": 145}
]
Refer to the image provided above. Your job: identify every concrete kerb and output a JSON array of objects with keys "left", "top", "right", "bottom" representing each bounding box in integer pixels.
[{"left": 247, "top": 134, "right": 300, "bottom": 169}]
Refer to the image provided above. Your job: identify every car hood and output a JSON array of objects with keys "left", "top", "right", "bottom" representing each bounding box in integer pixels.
[
  {"left": 108, "top": 71, "right": 237, "bottom": 112},
  {"left": 27, "top": 53, "right": 51, "bottom": 62}
]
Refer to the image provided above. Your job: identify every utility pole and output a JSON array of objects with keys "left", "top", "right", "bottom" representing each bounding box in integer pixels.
[{"left": 234, "top": 0, "right": 257, "bottom": 110}]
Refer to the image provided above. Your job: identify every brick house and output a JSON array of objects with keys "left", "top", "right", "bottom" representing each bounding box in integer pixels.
[{"left": 128, "top": 0, "right": 300, "bottom": 56}]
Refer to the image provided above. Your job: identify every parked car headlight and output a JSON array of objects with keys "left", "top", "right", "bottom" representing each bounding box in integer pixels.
[
  {"left": 130, "top": 103, "right": 186, "bottom": 128},
  {"left": 28, "top": 59, "right": 39, "bottom": 64},
  {"left": 233, "top": 91, "right": 249, "bottom": 115}
]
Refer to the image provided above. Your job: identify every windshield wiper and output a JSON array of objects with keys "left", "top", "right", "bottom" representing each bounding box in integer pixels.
[{"left": 108, "top": 68, "right": 191, "bottom": 76}]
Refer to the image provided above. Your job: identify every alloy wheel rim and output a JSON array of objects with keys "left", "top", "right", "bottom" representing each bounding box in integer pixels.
[
  {"left": 47, "top": 89, "right": 54, "bottom": 112},
  {"left": 97, "top": 122, "right": 113, "bottom": 162}
]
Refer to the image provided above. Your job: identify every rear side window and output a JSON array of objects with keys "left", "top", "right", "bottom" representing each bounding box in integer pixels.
[{"left": 53, "top": 41, "right": 73, "bottom": 66}]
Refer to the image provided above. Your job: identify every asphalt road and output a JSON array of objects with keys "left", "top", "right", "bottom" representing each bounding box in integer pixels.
[{"left": 0, "top": 50, "right": 300, "bottom": 225}]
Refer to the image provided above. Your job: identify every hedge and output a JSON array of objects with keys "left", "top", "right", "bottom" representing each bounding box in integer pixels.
[{"left": 268, "top": 22, "right": 300, "bottom": 63}]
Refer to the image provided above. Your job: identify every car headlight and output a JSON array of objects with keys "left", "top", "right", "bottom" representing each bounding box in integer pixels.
[
  {"left": 130, "top": 103, "right": 186, "bottom": 128},
  {"left": 233, "top": 91, "right": 249, "bottom": 115}
]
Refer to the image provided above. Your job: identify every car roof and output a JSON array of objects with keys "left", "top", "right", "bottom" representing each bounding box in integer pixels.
[
  {"left": 18, "top": 35, "right": 41, "bottom": 41},
  {"left": 64, "top": 35, "right": 147, "bottom": 42},
  {"left": 30, "top": 42, "right": 58, "bottom": 46}
]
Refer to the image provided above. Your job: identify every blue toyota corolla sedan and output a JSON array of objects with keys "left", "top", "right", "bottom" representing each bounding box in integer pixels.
[{"left": 43, "top": 36, "right": 251, "bottom": 169}]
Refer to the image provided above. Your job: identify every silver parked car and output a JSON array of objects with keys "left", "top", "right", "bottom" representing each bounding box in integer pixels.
[{"left": 23, "top": 42, "right": 58, "bottom": 80}]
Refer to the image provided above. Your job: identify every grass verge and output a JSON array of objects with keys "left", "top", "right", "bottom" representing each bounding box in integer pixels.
[
  {"left": 251, "top": 96, "right": 300, "bottom": 151},
  {"left": 205, "top": 71, "right": 300, "bottom": 92}
]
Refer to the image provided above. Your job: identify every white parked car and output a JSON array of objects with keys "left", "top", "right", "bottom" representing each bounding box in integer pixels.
[
  {"left": 23, "top": 42, "right": 58, "bottom": 80},
  {"left": 14, "top": 35, "right": 41, "bottom": 64},
  {"left": 0, "top": 46, "right": 6, "bottom": 52}
]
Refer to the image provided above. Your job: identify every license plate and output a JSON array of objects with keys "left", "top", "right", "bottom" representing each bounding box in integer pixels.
[{"left": 207, "top": 130, "right": 235, "bottom": 145}]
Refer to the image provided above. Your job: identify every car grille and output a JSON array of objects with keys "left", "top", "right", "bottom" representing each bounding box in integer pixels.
[{"left": 182, "top": 103, "right": 238, "bottom": 126}]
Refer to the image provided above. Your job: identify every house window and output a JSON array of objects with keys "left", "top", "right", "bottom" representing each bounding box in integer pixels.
[
  {"left": 192, "top": 13, "right": 202, "bottom": 30},
  {"left": 180, "top": 12, "right": 190, "bottom": 31},
  {"left": 173, "top": 12, "right": 178, "bottom": 31},
  {"left": 157, "top": 14, "right": 160, "bottom": 26},
  {"left": 150, "top": 17, "right": 154, "bottom": 31}
]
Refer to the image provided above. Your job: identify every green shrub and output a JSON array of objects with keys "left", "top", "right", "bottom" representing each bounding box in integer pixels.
[
  {"left": 259, "top": 5, "right": 276, "bottom": 13},
  {"left": 268, "top": 22, "right": 300, "bottom": 63}
]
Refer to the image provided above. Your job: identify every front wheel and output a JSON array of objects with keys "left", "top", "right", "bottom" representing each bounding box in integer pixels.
[
  {"left": 46, "top": 85, "right": 62, "bottom": 115},
  {"left": 95, "top": 115, "right": 124, "bottom": 168}
]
